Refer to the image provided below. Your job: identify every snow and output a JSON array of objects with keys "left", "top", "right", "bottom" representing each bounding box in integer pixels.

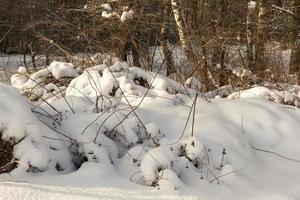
[
  {"left": 48, "top": 61, "right": 78, "bottom": 80},
  {"left": 140, "top": 147, "right": 173, "bottom": 185},
  {"left": 184, "top": 77, "right": 201, "bottom": 91},
  {"left": 0, "top": 54, "right": 33, "bottom": 69},
  {"left": 101, "top": 3, "right": 112, "bottom": 10},
  {"left": 248, "top": 1, "right": 256, "bottom": 9},
  {"left": 10, "top": 71, "right": 28, "bottom": 90},
  {"left": 182, "top": 137, "right": 205, "bottom": 162},
  {"left": 2, "top": 61, "right": 300, "bottom": 199},
  {"left": 157, "top": 169, "right": 183, "bottom": 191},
  {"left": 0, "top": 83, "right": 72, "bottom": 173},
  {"left": 120, "top": 10, "right": 134, "bottom": 23},
  {"left": 17, "top": 67, "right": 27, "bottom": 74},
  {"left": 145, "top": 123, "right": 160, "bottom": 138},
  {"left": 10, "top": 61, "right": 80, "bottom": 102},
  {"left": 102, "top": 11, "right": 113, "bottom": 18},
  {"left": 0, "top": 181, "right": 201, "bottom": 200},
  {"left": 228, "top": 85, "right": 300, "bottom": 106}
]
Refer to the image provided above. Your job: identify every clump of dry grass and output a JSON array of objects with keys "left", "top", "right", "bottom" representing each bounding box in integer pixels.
[{"left": 0, "top": 130, "right": 16, "bottom": 174}]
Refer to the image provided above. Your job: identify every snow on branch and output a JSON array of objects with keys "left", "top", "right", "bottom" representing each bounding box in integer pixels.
[{"left": 272, "top": 5, "right": 294, "bottom": 15}]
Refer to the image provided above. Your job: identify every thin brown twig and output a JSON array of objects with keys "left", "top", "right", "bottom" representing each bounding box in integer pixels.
[
  {"left": 254, "top": 148, "right": 300, "bottom": 164},
  {"left": 191, "top": 93, "right": 198, "bottom": 137},
  {"left": 38, "top": 119, "right": 75, "bottom": 141},
  {"left": 209, "top": 166, "right": 246, "bottom": 183},
  {"left": 169, "top": 93, "right": 198, "bottom": 145}
]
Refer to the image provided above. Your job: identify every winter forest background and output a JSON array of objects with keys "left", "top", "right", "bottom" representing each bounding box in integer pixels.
[{"left": 0, "top": 0, "right": 299, "bottom": 89}]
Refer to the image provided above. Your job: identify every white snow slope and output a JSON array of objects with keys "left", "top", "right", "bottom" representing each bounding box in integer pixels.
[{"left": 1, "top": 62, "right": 300, "bottom": 200}]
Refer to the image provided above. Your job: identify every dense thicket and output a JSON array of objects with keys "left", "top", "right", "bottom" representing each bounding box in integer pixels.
[{"left": 0, "top": 0, "right": 299, "bottom": 88}]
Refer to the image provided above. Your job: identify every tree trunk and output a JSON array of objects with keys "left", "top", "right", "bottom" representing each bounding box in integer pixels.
[
  {"left": 171, "top": 0, "right": 194, "bottom": 62},
  {"left": 281, "top": 0, "right": 294, "bottom": 50},
  {"left": 161, "top": 0, "right": 175, "bottom": 75},
  {"left": 211, "top": 0, "right": 228, "bottom": 87},
  {"left": 255, "top": 0, "right": 270, "bottom": 74},
  {"left": 247, "top": 0, "right": 257, "bottom": 71},
  {"left": 46, "top": 54, "right": 50, "bottom": 66},
  {"left": 290, "top": 0, "right": 300, "bottom": 76}
]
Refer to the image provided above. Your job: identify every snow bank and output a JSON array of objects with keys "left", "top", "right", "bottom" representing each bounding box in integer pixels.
[
  {"left": 228, "top": 85, "right": 300, "bottom": 106},
  {"left": 3, "top": 61, "right": 300, "bottom": 199}
]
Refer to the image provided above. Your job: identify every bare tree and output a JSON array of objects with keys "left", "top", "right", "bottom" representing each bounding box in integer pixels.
[
  {"left": 247, "top": 0, "right": 257, "bottom": 71},
  {"left": 290, "top": 0, "right": 300, "bottom": 77},
  {"left": 171, "top": 0, "right": 195, "bottom": 62},
  {"left": 161, "top": 0, "right": 175, "bottom": 75}
]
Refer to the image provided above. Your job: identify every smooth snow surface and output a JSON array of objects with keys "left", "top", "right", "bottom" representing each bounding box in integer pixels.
[
  {"left": 0, "top": 181, "right": 202, "bottom": 200},
  {"left": 2, "top": 62, "right": 300, "bottom": 199}
]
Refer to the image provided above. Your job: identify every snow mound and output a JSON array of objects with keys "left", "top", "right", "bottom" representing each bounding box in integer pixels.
[
  {"left": 140, "top": 147, "right": 173, "bottom": 185},
  {"left": 0, "top": 83, "right": 73, "bottom": 173},
  {"left": 0, "top": 84, "right": 48, "bottom": 171},
  {"left": 48, "top": 61, "right": 79, "bottom": 80},
  {"left": 228, "top": 85, "right": 300, "bottom": 106}
]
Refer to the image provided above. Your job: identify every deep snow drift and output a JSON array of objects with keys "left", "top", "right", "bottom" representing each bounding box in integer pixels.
[{"left": 1, "top": 61, "right": 300, "bottom": 199}]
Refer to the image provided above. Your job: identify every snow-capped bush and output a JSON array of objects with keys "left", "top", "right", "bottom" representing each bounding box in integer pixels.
[
  {"left": 181, "top": 137, "right": 207, "bottom": 168},
  {"left": 48, "top": 61, "right": 79, "bottom": 80},
  {"left": 0, "top": 83, "right": 73, "bottom": 173},
  {"left": 66, "top": 61, "right": 196, "bottom": 106},
  {"left": 120, "top": 10, "right": 134, "bottom": 23},
  {"left": 10, "top": 61, "right": 79, "bottom": 102},
  {"left": 140, "top": 147, "right": 173, "bottom": 185},
  {"left": 157, "top": 169, "right": 182, "bottom": 190},
  {"left": 101, "top": 3, "right": 112, "bottom": 11}
]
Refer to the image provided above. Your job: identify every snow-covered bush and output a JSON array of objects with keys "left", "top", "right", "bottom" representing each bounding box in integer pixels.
[
  {"left": 140, "top": 147, "right": 173, "bottom": 186},
  {"left": 0, "top": 83, "right": 73, "bottom": 173},
  {"left": 10, "top": 62, "right": 79, "bottom": 102},
  {"left": 5, "top": 61, "right": 214, "bottom": 188}
]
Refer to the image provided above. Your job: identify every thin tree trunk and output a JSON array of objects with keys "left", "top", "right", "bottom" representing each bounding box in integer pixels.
[
  {"left": 171, "top": 0, "right": 194, "bottom": 62},
  {"left": 211, "top": 0, "right": 228, "bottom": 87},
  {"left": 45, "top": 53, "right": 50, "bottom": 66},
  {"left": 29, "top": 43, "right": 36, "bottom": 68},
  {"left": 290, "top": 0, "right": 300, "bottom": 76},
  {"left": 247, "top": 0, "right": 257, "bottom": 71},
  {"left": 23, "top": 53, "right": 27, "bottom": 67},
  {"left": 161, "top": 0, "right": 175, "bottom": 75},
  {"left": 281, "top": 0, "right": 294, "bottom": 50},
  {"left": 255, "top": 0, "right": 270, "bottom": 74}
]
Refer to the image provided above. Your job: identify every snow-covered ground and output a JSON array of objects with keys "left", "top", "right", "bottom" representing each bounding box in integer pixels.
[
  {"left": 1, "top": 61, "right": 300, "bottom": 199},
  {"left": 0, "top": 54, "right": 40, "bottom": 69},
  {"left": 0, "top": 182, "right": 201, "bottom": 200}
]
